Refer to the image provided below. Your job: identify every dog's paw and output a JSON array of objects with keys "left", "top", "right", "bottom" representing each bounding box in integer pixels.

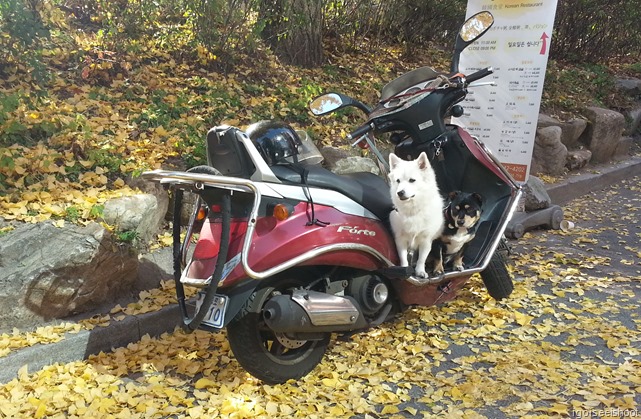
[
  {"left": 414, "top": 268, "right": 428, "bottom": 278},
  {"left": 454, "top": 263, "right": 464, "bottom": 271},
  {"left": 432, "top": 267, "right": 444, "bottom": 276}
]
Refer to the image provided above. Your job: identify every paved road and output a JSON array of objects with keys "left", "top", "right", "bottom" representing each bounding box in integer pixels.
[
  {"left": 0, "top": 178, "right": 639, "bottom": 418},
  {"left": 407, "top": 175, "right": 641, "bottom": 417}
]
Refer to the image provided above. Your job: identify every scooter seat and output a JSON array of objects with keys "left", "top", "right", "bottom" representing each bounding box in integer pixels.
[{"left": 271, "top": 165, "right": 393, "bottom": 221}]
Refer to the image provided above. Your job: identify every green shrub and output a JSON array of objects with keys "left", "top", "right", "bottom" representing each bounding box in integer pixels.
[
  {"left": 0, "top": 0, "right": 49, "bottom": 50},
  {"left": 116, "top": 229, "right": 139, "bottom": 243},
  {"left": 552, "top": 0, "right": 641, "bottom": 63},
  {"left": 0, "top": 0, "right": 50, "bottom": 84}
]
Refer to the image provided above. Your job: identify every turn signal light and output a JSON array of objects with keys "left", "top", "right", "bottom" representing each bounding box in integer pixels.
[
  {"left": 272, "top": 203, "right": 291, "bottom": 221},
  {"left": 196, "top": 206, "right": 208, "bottom": 221}
]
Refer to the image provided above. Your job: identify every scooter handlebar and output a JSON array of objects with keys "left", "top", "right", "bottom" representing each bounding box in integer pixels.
[
  {"left": 466, "top": 67, "right": 494, "bottom": 84},
  {"left": 347, "top": 122, "right": 374, "bottom": 141}
]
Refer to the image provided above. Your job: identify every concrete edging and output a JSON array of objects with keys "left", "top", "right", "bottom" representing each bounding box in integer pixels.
[
  {"left": 0, "top": 305, "right": 181, "bottom": 384},
  {"left": 545, "top": 156, "right": 641, "bottom": 206}
]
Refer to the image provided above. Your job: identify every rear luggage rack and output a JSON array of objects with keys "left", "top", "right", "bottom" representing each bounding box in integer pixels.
[{"left": 142, "top": 170, "right": 397, "bottom": 281}]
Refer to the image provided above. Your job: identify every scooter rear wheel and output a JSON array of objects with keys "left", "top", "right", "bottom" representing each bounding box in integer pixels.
[
  {"left": 227, "top": 272, "right": 330, "bottom": 384},
  {"left": 480, "top": 249, "right": 513, "bottom": 300}
]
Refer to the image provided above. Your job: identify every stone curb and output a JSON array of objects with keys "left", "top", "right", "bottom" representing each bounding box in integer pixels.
[
  {"left": 545, "top": 156, "right": 641, "bottom": 205},
  {"left": 0, "top": 305, "right": 181, "bottom": 384},
  {"left": 2, "top": 156, "right": 641, "bottom": 384}
]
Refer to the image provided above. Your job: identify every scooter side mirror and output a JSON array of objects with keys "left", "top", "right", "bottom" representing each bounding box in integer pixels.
[
  {"left": 309, "top": 93, "right": 344, "bottom": 115},
  {"left": 309, "top": 93, "right": 371, "bottom": 116},
  {"left": 459, "top": 11, "right": 494, "bottom": 42},
  {"left": 450, "top": 11, "right": 494, "bottom": 73}
]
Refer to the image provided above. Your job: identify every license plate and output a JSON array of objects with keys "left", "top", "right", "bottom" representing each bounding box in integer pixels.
[{"left": 195, "top": 293, "right": 228, "bottom": 329}]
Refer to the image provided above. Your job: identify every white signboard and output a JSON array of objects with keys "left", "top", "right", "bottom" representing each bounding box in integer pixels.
[{"left": 455, "top": 0, "right": 558, "bottom": 182}]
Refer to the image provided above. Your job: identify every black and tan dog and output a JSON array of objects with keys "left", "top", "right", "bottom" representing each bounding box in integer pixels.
[{"left": 430, "top": 191, "right": 483, "bottom": 275}]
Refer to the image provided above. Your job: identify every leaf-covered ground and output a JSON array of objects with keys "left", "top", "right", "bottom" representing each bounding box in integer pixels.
[
  {"left": 4, "top": 13, "right": 636, "bottom": 229},
  {"left": 0, "top": 25, "right": 432, "bottom": 227},
  {"left": 1, "top": 179, "right": 639, "bottom": 418},
  {"left": 2, "top": 10, "right": 640, "bottom": 417}
]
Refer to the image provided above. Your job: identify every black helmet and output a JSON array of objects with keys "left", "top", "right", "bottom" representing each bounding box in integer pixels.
[{"left": 246, "top": 120, "right": 303, "bottom": 166}]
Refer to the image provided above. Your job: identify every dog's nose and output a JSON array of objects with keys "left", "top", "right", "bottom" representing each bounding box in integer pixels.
[{"left": 397, "top": 190, "right": 409, "bottom": 200}]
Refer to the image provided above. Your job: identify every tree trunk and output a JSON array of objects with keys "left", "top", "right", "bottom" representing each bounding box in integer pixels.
[{"left": 259, "top": 0, "right": 323, "bottom": 67}]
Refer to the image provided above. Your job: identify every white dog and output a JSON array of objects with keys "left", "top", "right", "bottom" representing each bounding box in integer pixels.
[{"left": 388, "top": 152, "right": 445, "bottom": 278}]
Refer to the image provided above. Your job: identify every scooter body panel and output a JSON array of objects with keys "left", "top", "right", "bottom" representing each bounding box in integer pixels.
[{"left": 186, "top": 201, "right": 399, "bottom": 287}]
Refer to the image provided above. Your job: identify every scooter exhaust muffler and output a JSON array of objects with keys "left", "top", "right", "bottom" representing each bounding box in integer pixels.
[{"left": 263, "top": 290, "right": 368, "bottom": 333}]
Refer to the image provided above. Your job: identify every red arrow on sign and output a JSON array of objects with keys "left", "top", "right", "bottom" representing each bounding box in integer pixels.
[{"left": 540, "top": 32, "right": 549, "bottom": 55}]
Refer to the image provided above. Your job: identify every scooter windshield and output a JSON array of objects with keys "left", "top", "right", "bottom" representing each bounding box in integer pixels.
[{"left": 380, "top": 66, "right": 442, "bottom": 101}]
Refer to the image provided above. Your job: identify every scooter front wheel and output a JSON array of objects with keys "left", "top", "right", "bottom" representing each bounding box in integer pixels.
[
  {"left": 480, "top": 249, "right": 514, "bottom": 300},
  {"left": 227, "top": 273, "right": 330, "bottom": 384}
]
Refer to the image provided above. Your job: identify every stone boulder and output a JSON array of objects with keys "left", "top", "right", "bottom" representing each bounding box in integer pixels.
[
  {"left": 615, "top": 136, "right": 633, "bottom": 158},
  {"left": 566, "top": 149, "right": 592, "bottom": 171},
  {"left": 579, "top": 107, "right": 626, "bottom": 163},
  {"left": 616, "top": 77, "right": 641, "bottom": 98},
  {"left": 332, "top": 156, "right": 381, "bottom": 175},
  {"left": 531, "top": 126, "right": 568, "bottom": 176},
  {"left": 537, "top": 113, "right": 588, "bottom": 149},
  {"left": 624, "top": 106, "right": 641, "bottom": 136},
  {"left": 522, "top": 175, "right": 551, "bottom": 212},
  {"left": 0, "top": 222, "right": 138, "bottom": 332},
  {"left": 102, "top": 193, "right": 167, "bottom": 246},
  {"left": 320, "top": 146, "right": 352, "bottom": 169}
]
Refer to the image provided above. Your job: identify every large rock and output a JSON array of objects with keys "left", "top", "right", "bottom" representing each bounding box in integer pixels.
[
  {"left": 615, "top": 136, "right": 633, "bottom": 157},
  {"left": 536, "top": 113, "right": 559, "bottom": 129},
  {"left": 320, "top": 146, "right": 352, "bottom": 169},
  {"left": 537, "top": 113, "right": 588, "bottom": 149},
  {"left": 102, "top": 193, "right": 167, "bottom": 245},
  {"left": 0, "top": 222, "right": 138, "bottom": 332},
  {"left": 579, "top": 107, "right": 626, "bottom": 163},
  {"left": 522, "top": 175, "right": 551, "bottom": 212},
  {"left": 624, "top": 106, "right": 641, "bottom": 136},
  {"left": 616, "top": 77, "right": 641, "bottom": 98},
  {"left": 332, "top": 156, "right": 381, "bottom": 175},
  {"left": 566, "top": 149, "right": 592, "bottom": 171},
  {"left": 530, "top": 126, "right": 567, "bottom": 176},
  {"left": 127, "top": 174, "right": 170, "bottom": 209}
]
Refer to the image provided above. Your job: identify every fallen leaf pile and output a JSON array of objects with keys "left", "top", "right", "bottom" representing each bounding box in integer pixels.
[
  {"left": 0, "top": 270, "right": 638, "bottom": 418},
  {"left": 1, "top": 178, "right": 640, "bottom": 417},
  {"left": 0, "top": 323, "right": 82, "bottom": 358},
  {"left": 0, "top": 279, "right": 196, "bottom": 359}
]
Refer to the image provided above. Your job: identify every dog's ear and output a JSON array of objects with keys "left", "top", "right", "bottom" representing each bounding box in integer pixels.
[
  {"left": 417, "top": 152, "right": 429, "bottom": 170},
  {"left": 389, "top": 153, "right": 401, "bottom": 169},
  {"left": 448, "top": 190, "right": 460, "bottom": 200},
  {"left": 472, "top": 192, "right": 483, "bottom": 205}
]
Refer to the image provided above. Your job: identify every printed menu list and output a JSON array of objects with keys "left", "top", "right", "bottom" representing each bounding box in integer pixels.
[{"left": 455, "top": 0, "right": 558, "bottom": 182}]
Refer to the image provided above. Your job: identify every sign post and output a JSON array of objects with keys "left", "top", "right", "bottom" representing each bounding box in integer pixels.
[{"left": 455, "top": 0, "right": 558, "bottom": 183}]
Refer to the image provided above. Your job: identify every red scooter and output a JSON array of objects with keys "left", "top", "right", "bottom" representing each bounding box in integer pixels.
[{"left": 143, "top": 11, "right": 521, "bottom": 384}]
